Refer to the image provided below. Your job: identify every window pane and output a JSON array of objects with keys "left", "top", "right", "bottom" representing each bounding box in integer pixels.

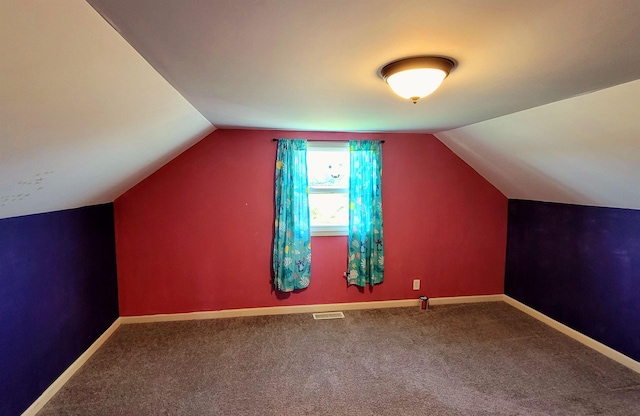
[
  {"left": 307, "top": 150, "right": 349, "bottom": 188},
  {"left": 309, "top": 193, "right": 348, "bottom": 226}
]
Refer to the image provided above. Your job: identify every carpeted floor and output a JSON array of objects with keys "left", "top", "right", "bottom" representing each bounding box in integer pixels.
[{"left": 38, "top": 302, "right": 640, "bottom": 415}]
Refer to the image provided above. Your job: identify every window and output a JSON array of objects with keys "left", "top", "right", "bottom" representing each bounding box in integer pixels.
[{"left": 306, "top": 141, "right": 350, "bottom": 236}]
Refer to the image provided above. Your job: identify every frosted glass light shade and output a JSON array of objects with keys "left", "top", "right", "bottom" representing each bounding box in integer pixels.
[
  {"left": 386, "top": 68, "right": 447, "bottom": 101},
  {"left": 380, "top": 56, "right": 455, "bottom": 103}
]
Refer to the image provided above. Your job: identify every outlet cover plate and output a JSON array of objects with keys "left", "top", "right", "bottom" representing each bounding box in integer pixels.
[{"left": 413, "top": 279, "right": 420, "bottom": 290}]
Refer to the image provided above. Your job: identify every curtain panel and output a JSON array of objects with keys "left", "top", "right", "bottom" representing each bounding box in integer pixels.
[
  {"left": 347, "top": 140, "right": 384, "bottom": 286},
  {"left": 272, "top": 139, "right": 311, "bottom": 291}
]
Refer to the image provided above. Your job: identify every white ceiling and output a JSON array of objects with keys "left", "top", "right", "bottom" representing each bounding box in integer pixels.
[
  {"left": 0, "top": 1, "right": 213, "bottom": 220},
  {"left": 437, "top": 79, "right": 640, "bottom": 210},
  {"left": 2, "top": 1, "right": 640, "bottom": 220},
  {"left": 87, "top": 0, "right": 640, "bottom": 132}
]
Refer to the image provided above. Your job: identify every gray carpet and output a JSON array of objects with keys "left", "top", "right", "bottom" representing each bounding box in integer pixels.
[{"left": 38, "top": 302, "right": 640, "bottom": 415}]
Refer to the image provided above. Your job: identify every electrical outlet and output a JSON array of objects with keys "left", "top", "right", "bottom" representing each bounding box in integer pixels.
[{"left": 413, "top": 279, "right": 420, "bottom": 290}]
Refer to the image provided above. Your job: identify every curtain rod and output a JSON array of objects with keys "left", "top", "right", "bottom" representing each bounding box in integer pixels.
[{"left": 272, "top": 138, "right": 385, "bottom": 143}]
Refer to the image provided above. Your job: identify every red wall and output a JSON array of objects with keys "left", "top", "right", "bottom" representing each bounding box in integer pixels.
[{"left": 114, "top": 129, "right": 507, "bottom": 316}]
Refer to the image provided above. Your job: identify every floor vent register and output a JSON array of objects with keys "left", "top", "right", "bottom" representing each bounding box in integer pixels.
[{"left": 312, "top": 311, "right": 345, "bottom": 320}]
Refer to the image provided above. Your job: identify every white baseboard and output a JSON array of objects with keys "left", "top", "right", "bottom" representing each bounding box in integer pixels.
[
  {"left": 119, "top": 295, "right": 504, "bottom": 324},
  {"left": 429, "top": 294, "right": 504, "bottom": 305},
  {"left": 120, "top": 299, "right": 419, "bottom": 323},
  {"left": 21, "top": 318, "right": 122, "bottom": 416},
  {"left": 503, "top": 295, "right": 640, "bottom": 374}
]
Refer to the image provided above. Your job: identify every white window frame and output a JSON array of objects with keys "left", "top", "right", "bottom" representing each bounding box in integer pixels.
[{"left": 307, "top": 141, "right": 349, "bottom": 237}]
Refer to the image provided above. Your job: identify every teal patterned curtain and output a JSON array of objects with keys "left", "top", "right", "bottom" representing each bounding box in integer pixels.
[
  {"left": 347, "top": 140, "right": 384, "bottom": 286},
  {"left": 273, "top": 139, "right": 311, "bottom": 292}
]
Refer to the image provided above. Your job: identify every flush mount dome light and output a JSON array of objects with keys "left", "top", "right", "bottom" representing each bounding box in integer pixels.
[{"left": 380, "top": 56, "right": 455, "bottom": 104}]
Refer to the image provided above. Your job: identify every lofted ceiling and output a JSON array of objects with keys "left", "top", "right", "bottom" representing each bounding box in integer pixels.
[
  {"left": 88, "top": 0, "right": 640, "bottom": 133},
  {"left": 437, "top": 79, "right": 640, "bottom": 210},
  {"left": 0, "top": 0, "right": 213, "bottom": 220},
  {"left": 2, "top": 1, "right": 640, "bottom": 220}
]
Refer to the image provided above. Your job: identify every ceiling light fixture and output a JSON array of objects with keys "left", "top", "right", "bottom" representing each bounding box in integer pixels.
[{"left": 380, "top": 56, "right": 455, "bottom": 104}]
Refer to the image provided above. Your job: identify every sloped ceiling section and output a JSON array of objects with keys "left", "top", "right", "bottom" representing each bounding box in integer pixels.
[
  {"left": 436, "top": 79, "right": 640, "bottom": 210},
  {"left": 0, "top": 1, "right": 214, "bottom": 220}
]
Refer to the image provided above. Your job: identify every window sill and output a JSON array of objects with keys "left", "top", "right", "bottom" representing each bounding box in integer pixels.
[{"left": 311, "top": 225, "right": 348, "bottom": 237}]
